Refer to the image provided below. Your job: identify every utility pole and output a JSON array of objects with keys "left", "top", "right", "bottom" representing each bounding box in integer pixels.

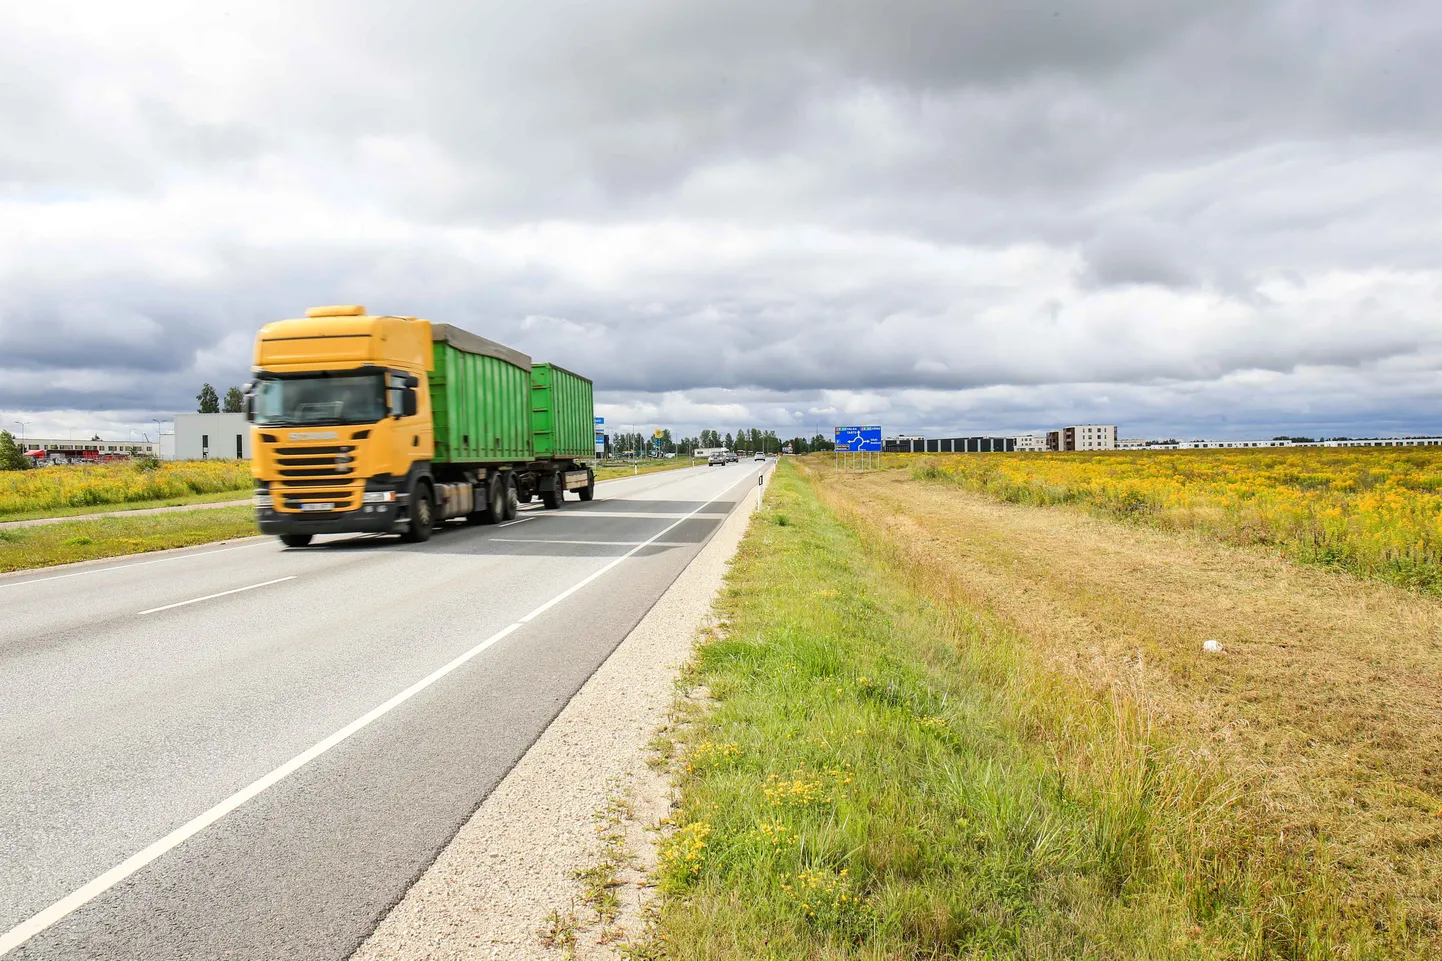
[{"left": 154, "top": 418, "right": 164, "bottom": 458}]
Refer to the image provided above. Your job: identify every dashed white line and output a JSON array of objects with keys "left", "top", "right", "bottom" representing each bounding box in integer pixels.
[{"left": 137, "top": 576, "right": 298, "bottom": 616}]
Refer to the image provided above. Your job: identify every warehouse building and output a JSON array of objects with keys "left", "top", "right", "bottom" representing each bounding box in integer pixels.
[{"left": 173, "top": 413, "right": 251, "bottom": 460}]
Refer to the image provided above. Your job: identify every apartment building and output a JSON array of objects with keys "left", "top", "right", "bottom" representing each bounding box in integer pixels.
[
  {"left": 1059, "top": 425, "right": 1117, "bottom": 451},
  {"left": 1013, "top": 433, "right": 1049, "bottom": 452}
]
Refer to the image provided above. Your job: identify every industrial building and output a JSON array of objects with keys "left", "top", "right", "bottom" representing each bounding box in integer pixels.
[
  {"left": 884, "top": 436, "right": 1016, "bottom": 453},
  {"left": 173, "top": 413, "right": 251, "bottom": 460},
  {"left": 19, "top": 436, "right": 158, "bottom": 465}
]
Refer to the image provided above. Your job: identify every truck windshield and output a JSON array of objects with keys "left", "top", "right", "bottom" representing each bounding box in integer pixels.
[{"left": 253, "top": 372, "right": 386, "bottom": 426}]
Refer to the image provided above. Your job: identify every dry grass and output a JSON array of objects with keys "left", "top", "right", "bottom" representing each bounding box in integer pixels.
[{"left": 803, "top": 459, "right": 1442, "bottom": 950}]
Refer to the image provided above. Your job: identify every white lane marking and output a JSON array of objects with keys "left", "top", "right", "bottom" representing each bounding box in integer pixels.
[
  {"left": 518, "top": 467, "right": 758, "bottom": 625},
  {"left": 529, "top": 511, "right": 729, "bottom": 519},
  {"left": 490, "top": 538, "right": 688, "bottom": 547},
  {"left": 0, "top": 463, "right": 764, "bottom": 958},
  {"left": 0, "top": 620, "right": 522, "bottom": 958},
  {"left": 136, "top": 577, "right": 298, "bottom": 616},
  {"left": 496, "top": 516, "right": 536, "bottom": 528},
  {"left": 0, "top": 541, "right": 272, "bottom": 592}
]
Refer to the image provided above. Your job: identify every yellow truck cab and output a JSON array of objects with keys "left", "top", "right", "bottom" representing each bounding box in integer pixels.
[{"left": 248, "top": 306, "right": 595, "bottom": 547}]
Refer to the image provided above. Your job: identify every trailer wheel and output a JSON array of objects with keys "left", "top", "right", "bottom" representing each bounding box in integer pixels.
[
  {"left": 279, "top": 534, "right": 312, "bottom": 548},
  {"left": 481, "top": 476, "right": 506, "bottom": 524},
  {"left": 578, "top": 469, "right": 595, "bottom": 502},
  {"left": 501, "top": 472, "right": 518, "bottom": 520},
  {"left": 517, "top": 488, "right": 533, "bottom": 504},
  {"left": 541, "top": 471, "right": 563, "bottom": 510},
  {"left": 403, "top": 484, "right": 435, "bottom": 542}
]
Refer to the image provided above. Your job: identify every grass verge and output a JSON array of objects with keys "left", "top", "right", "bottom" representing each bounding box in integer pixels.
[
  {"left": 0, "top": 488, "right": 251, "bottom": 524},
  {"left": 0, "top": 507, "right": 258, "bottom": 573},
  {"left": 644, "top": 461, "right": 1406, "bottom": 959}
]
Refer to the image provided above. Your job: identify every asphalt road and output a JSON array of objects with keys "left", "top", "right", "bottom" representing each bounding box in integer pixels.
[{"left": 0, "top": 460, "right": 768, "bottom": 960}]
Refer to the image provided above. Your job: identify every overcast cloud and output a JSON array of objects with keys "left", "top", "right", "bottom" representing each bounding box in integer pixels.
[{"left": 2, "top": 0, "right": 1441, "bottom": 443}]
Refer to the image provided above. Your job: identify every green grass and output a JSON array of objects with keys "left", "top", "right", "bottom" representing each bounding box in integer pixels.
[
  {"left": 0, "top": 507, "right": 259, "bottom": 573},
  {"left": 0, "top": 488, "right": 251, "bottom": 523},
  {"left": 642, "top": 461, "right": 1394, "bottom": 960}
]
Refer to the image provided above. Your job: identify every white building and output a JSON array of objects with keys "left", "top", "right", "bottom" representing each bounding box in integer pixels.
[
  {"left": 174, "top": 413, "right": 251, "bottom": 460},
  {"left": 1066, "top": 425, "right": 1117, "bottom": 451},
  {"left": 1013, "top": 433, "right": 1049, "bottom": 452}
]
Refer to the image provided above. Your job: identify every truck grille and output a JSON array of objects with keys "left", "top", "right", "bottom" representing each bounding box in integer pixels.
[
  {"left": 275, "top": 445, "right": 357, "bottom": 478},
  {"left": 268, "top": 441, "right": 362, "bottom": 512},
  {"left": 274, "top": 481, "right": 362, "bottom": 513}
]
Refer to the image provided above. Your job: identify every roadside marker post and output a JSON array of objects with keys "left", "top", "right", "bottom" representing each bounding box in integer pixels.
[{"left": 757, "top": 470, "right": 764, "bottom": 509}]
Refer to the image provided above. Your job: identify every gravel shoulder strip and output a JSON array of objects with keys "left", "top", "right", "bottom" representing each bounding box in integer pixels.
[{"left": 351, "top": 469, "right": 769, "bottom": 961}]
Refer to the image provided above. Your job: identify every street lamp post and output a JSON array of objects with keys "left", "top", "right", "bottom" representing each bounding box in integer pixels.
[
  {"left": 13, "top": 421, "right": 29, "bottom": 447},
  {"left": 153, "top": 419, "right": 164, "bottom": 458}
]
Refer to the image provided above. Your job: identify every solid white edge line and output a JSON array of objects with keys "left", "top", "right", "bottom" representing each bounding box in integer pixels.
[
  {"left": 0, "top": 621, "right": 523, "bottom": 958},
  {"left": 0, "top": 463, "right": 765, "bottom": 958},
  {"left": 136, "top": 577, "right": 298, "bottom": 616},
  {"left": 495, "top": 516, "right": 536, "bottom": 528},
  {"left": 0, "top": 541, "right": 272, "bottom": 591}
]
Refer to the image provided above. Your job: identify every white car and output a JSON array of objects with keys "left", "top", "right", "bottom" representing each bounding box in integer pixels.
[{"left": 754, "top": 453, "right": 766, "bottom": 461}]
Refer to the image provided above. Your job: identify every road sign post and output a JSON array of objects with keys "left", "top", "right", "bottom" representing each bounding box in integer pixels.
[{"left": 833, "top": 426, "right": 882, "bottom": 471}]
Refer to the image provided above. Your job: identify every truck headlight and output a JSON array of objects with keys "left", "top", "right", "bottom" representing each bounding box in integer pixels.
[
  {"left": 362, "top": 490, "right": 396, "bottom": 504},
  {"left": 253, "top": 493, "right": 273, "bottom": 508}
]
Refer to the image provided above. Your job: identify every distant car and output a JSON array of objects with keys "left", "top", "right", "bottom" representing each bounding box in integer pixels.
[
  {"left": 708, "top": 452, "right": 728, "bottom": 466},
  {"left": 754, "top": 453, "right": 766, "bottom": 461},
  {"left": 727, "top": 450, "right": 739, "bottom": 463}
]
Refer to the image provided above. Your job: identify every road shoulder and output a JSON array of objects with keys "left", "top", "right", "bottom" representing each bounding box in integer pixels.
[{"left": 351, "top": 467, "right": 768, "bottom": 961}]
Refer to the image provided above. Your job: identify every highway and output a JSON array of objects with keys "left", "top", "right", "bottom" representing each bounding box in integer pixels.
[{"left": 0, "top": 461, "right": 766, "bottom": 960}]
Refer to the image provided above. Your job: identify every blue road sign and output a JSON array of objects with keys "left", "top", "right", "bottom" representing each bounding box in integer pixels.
[
  {"left": 834, "top": 426, "right": 882, "bottom": 452},
  {"left": 594, "top": 416, "right": 604, "bottom": 425}
]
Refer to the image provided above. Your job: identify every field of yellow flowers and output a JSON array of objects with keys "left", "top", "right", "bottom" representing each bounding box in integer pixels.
[
  {"left": 0, "top": 460, "right": 252, "bottom": 518},
  {"left": 906, "top": 447, "right": 1442, "bottom": 592}
]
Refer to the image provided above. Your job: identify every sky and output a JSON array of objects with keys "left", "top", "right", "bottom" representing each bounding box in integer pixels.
[{"left": 2, "top": 0, "right": 1440, "bottom": 444}]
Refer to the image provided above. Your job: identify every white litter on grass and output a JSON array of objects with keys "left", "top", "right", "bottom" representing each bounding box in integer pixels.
[{"left": 1202, "top": 639, "right": 1225, "bottom": 654}]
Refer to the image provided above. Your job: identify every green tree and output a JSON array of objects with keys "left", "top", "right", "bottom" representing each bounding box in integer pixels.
[
  {"left": 197, "top": 383, "right": 220, "bottom": 414},
  {"left": 0, "top": 430, "right": 30, "bottom": 470},
  {"left": 223, "top": 386, "right": 244, "bottom": 413},
  {"left": 724, "top": 432, "right": 734, "bottom": 450}
]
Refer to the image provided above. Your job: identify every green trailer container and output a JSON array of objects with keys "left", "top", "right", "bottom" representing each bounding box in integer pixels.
[
  {"left": 531, "top": 362, "right": 595, "bottom": 460},
  {"left": 429, "top": 324, "right": 535, "bottom": 464}
]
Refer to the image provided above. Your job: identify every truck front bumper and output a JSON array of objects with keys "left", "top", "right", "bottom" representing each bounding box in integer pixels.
[{"left": 255, "top": 503, "right": 400, "bottom": 536}]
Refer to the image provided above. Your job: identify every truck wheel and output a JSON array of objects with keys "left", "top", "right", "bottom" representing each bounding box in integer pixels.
[
  {"left": 480, "top": 476, "right": 506, "bottom": 524},
  {"left": 279, "top": 534, "right": 312, "bottom": 548},
  {"left": 501, "top": 473, "right": 518, "bottom": 520},
  {"left": 578, "top": 469, "right": 595, "bottom": 502},
  {"left": 517, "top": 488, "right": 533, "bottom": 504},
  {"left": 404, "top": 485, "right": 435, "bottom": 542},
  {"left": 541, "top": 471, "right": 563, "bottom": 510}
]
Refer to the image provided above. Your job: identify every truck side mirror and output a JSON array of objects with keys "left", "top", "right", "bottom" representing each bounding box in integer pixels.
[
  {"left": 242, "top": 384, "right": 254, "bottom": 422},
  {"left": 404, "top": 374, "right": 420, "bottom": 389},
  {"left": 402, "top": 388, "right": 418, "bottom": 418}
]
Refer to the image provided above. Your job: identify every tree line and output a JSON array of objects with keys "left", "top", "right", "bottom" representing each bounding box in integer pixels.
[
  {"left": 604, "top": 428, "right": 836, "bottom": 457},
  {"left": 196, "top": 384, "right": 245, "bottom": 414}
]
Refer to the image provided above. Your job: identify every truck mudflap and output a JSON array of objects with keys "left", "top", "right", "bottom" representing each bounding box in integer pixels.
[{"left": 563, "top": 469, "right": 591, "bottom": 491}]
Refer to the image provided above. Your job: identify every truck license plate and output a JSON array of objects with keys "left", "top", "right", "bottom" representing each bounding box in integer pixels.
[{"left": 300, "top": 502, "right": 334, "bottom": 511}]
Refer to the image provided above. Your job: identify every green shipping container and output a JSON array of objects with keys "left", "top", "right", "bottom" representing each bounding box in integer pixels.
[
  {"left": 429, "top": 324, "right": 535, "bottom": 464},
  {"left": 531, "top": 362, "right": 595, "bottom": 460}
]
